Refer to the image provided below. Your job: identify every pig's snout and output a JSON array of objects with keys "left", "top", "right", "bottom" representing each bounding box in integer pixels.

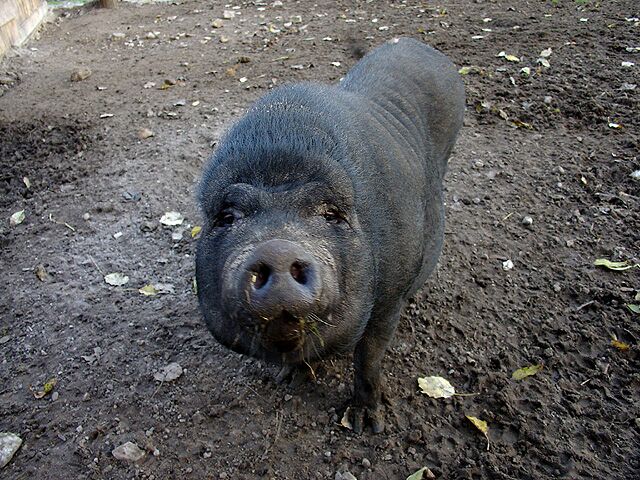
[{"left": 242, "top": 239, "right": 323, "bottom": 320}]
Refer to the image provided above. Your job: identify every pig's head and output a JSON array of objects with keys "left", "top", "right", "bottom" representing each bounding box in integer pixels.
[{"left": 196, "top": 100, "right": 374, "bottom": 365}]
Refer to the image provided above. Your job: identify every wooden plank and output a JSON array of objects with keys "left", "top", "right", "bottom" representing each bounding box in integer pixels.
[{"left": 0, "top": 0, "right": 47, "bottom": 59}]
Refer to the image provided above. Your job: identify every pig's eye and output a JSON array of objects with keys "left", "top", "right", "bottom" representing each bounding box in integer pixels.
[
  {"left": 323, "top": 208, "right": 345, "bottom": 225},
  {"left": 214, "top": 209, "right": 240, "bottom": 228}
]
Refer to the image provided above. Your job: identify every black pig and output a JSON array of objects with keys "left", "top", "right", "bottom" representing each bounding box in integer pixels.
[{"left": 196, "top": 38, "right": 465, "bottom": 433}]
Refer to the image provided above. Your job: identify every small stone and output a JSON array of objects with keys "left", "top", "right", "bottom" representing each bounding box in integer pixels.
[
  {"left": 631, "top": 170, "right": 640, "bottom": 180},
  {"left": 335, "top": 472, "right": 357, "bottom": 480},
  {"left": 521, "top": 215, "right": 533, "bottom": 226},
  {"left": 553, "top": 165, "right": 565, "bottom": 174},
  {"left": 70, "top": 68, "right": 92, "bottom": 82},
  {"left": 553, "top": 283, "right": 561, "bottom": 292},
  {"left": 51, "top": 391, "right": 59, "bottom": 401},
  {"left": 0, "top": 433, "right": 22, "bottom": 468},
  {"left": 219, "top": 35, "right": 229, "bottom": 43},
  {"left": 211, "top": 18, "right": 224, "bottom": 28},
  {"left": 112, "top": 441, "right": 145, "bottom": 462},
  {"left": 153, "top": 362, "right": 183, "bottom": 382},
  {"left": 0, "top": 336, "right": 9, "bottom": 345},
  {"left": 111, "top": 32, "right": 126, "bottom": 40},
  {"left": 171, "top": 230, "right": 184, "bottom": 242},
  {"left": 222, "top": 10, "right": 235, "bottom": 19},
  {"left": 543, "top": 96, "right": 553, "bottom": 104},
  {"left": 284, "top": 394, "right": 293, "bottom": 401},
  {"left": 502, "top": 259, "right": 514, "bottom": 271},
  {"left": 361, "top": 458, "right": 371, "bottom": 468},
  {"left": 145, "top": 32, "right": 158, "bottom": 39},
  {"left": 83, "top": 212, "right": 91, "bottom": 221},
  {"left": 203, "top": 451, "right": 212, "bottom": 458},
  {"left": 272, "top": 0, "right": 283, "bottom": 6},
  {"left": 138, "top": 128, "right": 154, "bottom": 140}
]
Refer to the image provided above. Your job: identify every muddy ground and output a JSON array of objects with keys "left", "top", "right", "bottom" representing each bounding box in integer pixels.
[{"left": 1, "top": 0, "right": 639, "bottom": 479}]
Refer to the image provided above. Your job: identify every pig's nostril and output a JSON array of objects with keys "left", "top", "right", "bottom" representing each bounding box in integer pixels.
[
  {"left": 251, "top": 264, "right": 271, "bottom": 290},
  {"left": 289, "top": 261, "right": 308, "bottom": 285}
]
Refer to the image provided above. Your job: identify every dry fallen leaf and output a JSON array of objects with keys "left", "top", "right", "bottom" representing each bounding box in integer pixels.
[
  {"left": 406, "top": 467, "right": 435, "bottom": 480},
  {"left": 512, "top": 364, "right": 543, "bottom": 380},
  {"left": 418, "top": 376, "right": 455, "bottom": 398},
  {"left": 33, "top": 378, "right": 57, "bottom": 399},
  {"left": 160, "top": 211, "right": 184, "bottom": 226},
  {"left": 340, "top": 408, "right": 353, "bottom": 430},
  {"left": 466, "top": 415, "right": 490, "bottom": 450},
  {"left": 191, "top": 225, "right": 202, "bottom": 238},
  {"left": 34, "top": 265, "right": 50, "bottom": 282},
  {"left": 104, "top": 272, "right": 129, "bottom": 286},
  {"left": 10, "top": 210, "right": 25, "bottom": 226},
  {"left": 458, "top": 66, "right": 482, "bottom": 75}
]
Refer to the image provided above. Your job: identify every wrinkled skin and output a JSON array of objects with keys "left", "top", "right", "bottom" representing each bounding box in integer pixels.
[{"left": 196, "top": 38, "right": 465, "bottom": 433}]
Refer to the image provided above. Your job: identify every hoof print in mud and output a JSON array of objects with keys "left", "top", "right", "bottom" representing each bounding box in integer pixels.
[{"left": 196, "top": 38, "right": 465, "bottom": 432}]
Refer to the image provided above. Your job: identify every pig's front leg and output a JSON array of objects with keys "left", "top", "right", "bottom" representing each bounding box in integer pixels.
[{"left": 348, "top": 303, "right": 403, "bottom": 434}]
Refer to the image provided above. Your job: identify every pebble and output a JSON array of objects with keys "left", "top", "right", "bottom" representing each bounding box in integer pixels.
[
  {"left": 212, "top": 18, "right": 224, "bottom": 28},
  {"left": 0, "top": 433, "right": 22, "bottom": 468},
  {"left": 153, "top": 362, "right": 183, "bottom": 382},
  {"left": 111, "top": 32, "right": 126, "bottom": 40},
  {"left": 521, "top": 215, "right": 533, "bottom": 226},
  {"left": 51, "top": 391, "right": 59, "bottom": 401},
  {"left": 361, "top": 458, "right": 371, "bottom": 468},
  {"left": 631, "top": 170, "right": 640, "bottom": 180},
  {"left": 112, "top": 441, "right": 145, "bottom": 462},
  {"left": 223, "top": 10, "right": 235, "bottom": 19},
  {"left": 502, "top": 259, "right": 514, "bottom": 271},
  {"left": 70, "top": 68, "right": 92, "bottom": 82},
  {"left": 335, "top": 472, "right": 357, "bottom": 480},
  {"left": 138, "top": 128, "right": 154, "bottom": 140},
  {"left": 0, "top": 335, "right": 9, "bottom": 345}
]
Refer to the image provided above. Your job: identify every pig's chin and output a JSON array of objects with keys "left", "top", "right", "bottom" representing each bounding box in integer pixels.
[{"left": 260, "top": 310, "right": 306, "bottom": 354}]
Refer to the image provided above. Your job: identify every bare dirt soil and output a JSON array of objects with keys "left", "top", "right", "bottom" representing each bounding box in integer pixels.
[{"left": 1, "top": 1, "right": 639, "bottom": 479}]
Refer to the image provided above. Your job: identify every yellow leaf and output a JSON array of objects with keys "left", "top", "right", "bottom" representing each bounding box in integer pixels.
[
  {"left": 511, "top": 364, "right": 543, "bottom": 380},
  {"left": 33, "top": 378, "right": 57, "bottom": 399},
  {"left": 407, "top": 467, "right": 431, "bottom": 480},
  {"left": 191, "top": 225, "right": 202, "bottom": 238},
  {"left": 139, "top": 284, "right": 158, "bottom": 296},
  {"left": 466, "top": 415, "right": 490, "bottom": 450},
  {"left": 505, "top": 54, "right": 520, "bottom": 62},
  {"left": 611, "top": 339, "right": 630, "bottom": 351},
  {"left": 593, "top": 258, "right": 638, "bottom": 271}
]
